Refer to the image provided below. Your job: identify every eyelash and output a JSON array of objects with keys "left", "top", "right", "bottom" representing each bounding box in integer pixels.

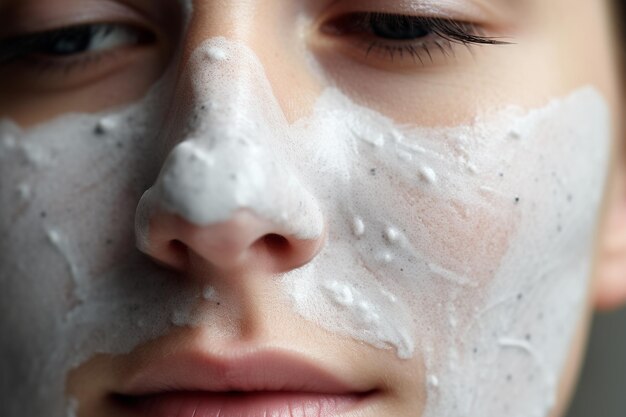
[
  {"left": 324, "top": 13, "right": 509, "bottom": 62},
  {"left": 0, "top": 12, "right": 507, "bottom": 76},
  {"left": 0, "top": 24, "right": 154, "bottom": 73}
]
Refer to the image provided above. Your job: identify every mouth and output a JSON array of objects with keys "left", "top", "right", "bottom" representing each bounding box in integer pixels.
[
  {"left": 112, "top": 349, "right": 377, "bottom": 417},
  {"left": 116, "top": 391, "right": 364, "bottom": 417}
]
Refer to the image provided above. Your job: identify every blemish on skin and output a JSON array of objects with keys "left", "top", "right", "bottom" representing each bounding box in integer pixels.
[
  {"left": 508, "top": 129, "right": 522, "bottom": 140},
  {"left": 370, "top": 168, "right": 377, "bottom": 176},
  {"left": 202, "top": 286, "right": 218, "bottom": 302},
  {"left": 205, "top": 47, "right": 228, "bottom": 61},
  {"left": 46, "top": 228, "right": 83, "bottom": 310},
  {"left": 1, "top": 134, "right": 17, "bottom": 150},
  {"left": 384, "top": 227, "right": 400, "bottom": 244},
  {"left": 47, "top": 229, "right": 61, "bottom": 245},
  {"left": 20, "top": 142, "right": 48, "bottom": 167},
  {"left": 356, "top": 300, "right": 380, "bottom": 324},
  {"left": 94, "top": 116, "right": 120, "bottom": 135},
  {"left": 419, "top": 166, "right": 437, "bottom": 184},
  {"left": 171, "top": 309, "right": 188, "bottom": 327},
  {"left": 498, "top": 338, "right": 536, "bottom": 357},
  {"left": 324, "top": 281, "right": 355, "bottom": 307},
  {"left": 358, "top": 132, "right": 385, "bottom": 148},
  {"left": 377, "top": 251, "right": 394, "bottom": 264},
  {"left": 388, "top": 130, "right": 403, "bottom": 144},
  {"left": 479, "top": 186, "right": 497, "bottom": 195},
  {"left": 16, "top": 183, "right": 31, "bottom": 201},
  {"left": 397, "top": 149, "right": 414, "bottom": 162},
  {"left": 352, "top": 217, "right": 365, "bottom": 237},
  {"left": 514, "top": 197, "right": 521, "bottom": 204},
  {"left": 381, "top": 289, "right": 398, "bottom": 304},
  {"left": 428, "top": 263, "right": 475, "bottom": 287}
]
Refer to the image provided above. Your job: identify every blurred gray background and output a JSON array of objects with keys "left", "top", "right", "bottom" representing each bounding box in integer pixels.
[{"left": 566, "top": 309, "right": 626, "bottom": 417}]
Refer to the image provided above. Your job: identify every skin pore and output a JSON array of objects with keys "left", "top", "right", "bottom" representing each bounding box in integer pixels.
[{"left": 0, "top": 1, "right": 625, "bottom": 417}]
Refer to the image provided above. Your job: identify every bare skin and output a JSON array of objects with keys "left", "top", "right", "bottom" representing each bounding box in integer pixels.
[{"left": 0, "top": 1, "right": 625, "bottom": 417}]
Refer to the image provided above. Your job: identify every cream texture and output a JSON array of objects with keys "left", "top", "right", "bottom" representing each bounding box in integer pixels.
[{"left": 0, "top": 35, "right": 612, "bottom": 417}]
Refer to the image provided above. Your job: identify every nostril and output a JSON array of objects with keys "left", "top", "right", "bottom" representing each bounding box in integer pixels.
[
  {"left": 169, "top": 239, "right": 188, "bottom": 259},
  {"left": 260, "top": 234, "right": 290, "bottom": 254},
  {"left": 254, "top": 233, "right": 321, "bottom": 272}
]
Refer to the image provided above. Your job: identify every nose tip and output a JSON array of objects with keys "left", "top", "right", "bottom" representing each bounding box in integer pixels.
[
  {"left": 137, "top": 208, "right": 325, "bottom": 273},
  {"left": 134, "top": 139, "right": 326, "bottom": 274}
]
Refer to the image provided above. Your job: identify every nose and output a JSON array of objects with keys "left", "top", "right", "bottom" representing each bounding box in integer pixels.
[
  {"left": 135, "top": 38, "right": 325, "bottom": 274},
  {"left": 136, "top": 206, "right": 325, "bottom": 273},
  {"left": 135, "top": 139, "right": 326, "bottom": 274}
]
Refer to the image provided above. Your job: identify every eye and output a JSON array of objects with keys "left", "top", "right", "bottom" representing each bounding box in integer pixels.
[
  {"left": 322, "top": 13, "right": 508, "bottom": 65},
  {"left": 368, "top": 14, "right": 432, "bottom": 40},
  {"left": 0, "top": 11, "right": 173, "bottom": 121},
  {"left": 0, "top": 24, "right": 154, "bottom": 65}
]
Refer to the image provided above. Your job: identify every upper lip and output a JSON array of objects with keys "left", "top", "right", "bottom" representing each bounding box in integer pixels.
[{"left": 119, "top": 349, "right": 366, "bottom": 396}]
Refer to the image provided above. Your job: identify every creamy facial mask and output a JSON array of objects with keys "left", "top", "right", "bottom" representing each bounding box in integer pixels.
[
  {"left": 138, "top": 38, "right": 611, "bottom": 416},
  {"left": 0, "top": 35, "right": 611, "bottom": 417}
]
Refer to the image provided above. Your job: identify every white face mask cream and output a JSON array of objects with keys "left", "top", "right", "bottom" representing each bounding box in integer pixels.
[{"left": 0, "top": 35, "right": 611, "bottom": 417}]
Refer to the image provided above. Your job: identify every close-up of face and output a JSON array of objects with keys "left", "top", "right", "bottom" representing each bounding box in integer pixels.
[{"left": 1, "top": 1, "right": 625, "bottom": 417}]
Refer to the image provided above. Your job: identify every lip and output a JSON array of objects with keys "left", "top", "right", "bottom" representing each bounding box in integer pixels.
[{"left": 115, "top": 349, "right": 375, "bottom": 417}]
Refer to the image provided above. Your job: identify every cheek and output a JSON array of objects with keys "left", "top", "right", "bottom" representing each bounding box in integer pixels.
[
  {"left": 0, "top": 83, "right": 200, "bottom": 417},
  {"left": 283, "top": 83, "right": 610, "bottom": 415}
]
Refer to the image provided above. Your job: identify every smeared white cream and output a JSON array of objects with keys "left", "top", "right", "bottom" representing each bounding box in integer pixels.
[
  {"left": 0, "top": 35, "right": 611, "bottom": 417},
  {"left": 135, "top": 38, "right": 612, "bottom": 417}
]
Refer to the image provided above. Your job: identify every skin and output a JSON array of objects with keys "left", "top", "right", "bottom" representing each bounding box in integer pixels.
[{"left": 0, "top": 0, "right": 625, "bottom": 416}]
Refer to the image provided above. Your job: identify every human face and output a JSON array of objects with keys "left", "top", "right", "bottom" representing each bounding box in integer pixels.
[{"left": 0, "top": 1, "right": 621, "bottom": 417}]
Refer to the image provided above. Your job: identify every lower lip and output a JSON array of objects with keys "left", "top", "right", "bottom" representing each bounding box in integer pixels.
[{"left": 121, "top": 391, "right": 363, "bottom": 417}]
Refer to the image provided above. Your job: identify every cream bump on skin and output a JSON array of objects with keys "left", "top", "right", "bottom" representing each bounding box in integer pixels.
[{"left": 0, "top": 0, "right": 623, "bottom": 417}]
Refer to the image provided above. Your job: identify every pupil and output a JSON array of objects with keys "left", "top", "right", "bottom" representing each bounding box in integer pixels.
[
  {"left": 45, "top": 27, "right": 94, "bottom": 55},
  {"left": 371, "top": 16, "right": 430, "bottom": 40}
]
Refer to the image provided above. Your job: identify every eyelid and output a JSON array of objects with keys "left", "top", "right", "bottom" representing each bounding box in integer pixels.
[
  {"left": 0, "top": 0, "right": 156, "bottom": 39},
  {"left": 320, "top": 0, "right": 514, "bottom": 29},
  {"left": 0, "top": 24, "right": 154, "bottom": 66},
  {"left": 0, "top": 28, "right": 157, "bottom": 94}
]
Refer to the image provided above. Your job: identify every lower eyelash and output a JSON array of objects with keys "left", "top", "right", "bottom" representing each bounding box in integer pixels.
[
  {"left": 20, "top": 50, "right": 115, "bottom": 76},
  {"left": 364, "top": 39, "right": 462, "bottom": 64},
  {"left": 0, "top": 24, "right": 153, "bottom": 68}
]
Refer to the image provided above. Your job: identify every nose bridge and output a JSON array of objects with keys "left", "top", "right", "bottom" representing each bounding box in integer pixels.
[
  {"left": 187, "top": 37, "right": 288, "bottom": 145},
  {"left": 162, "top": 38, "right": 322, "bottom": 236},
  {"left": 135, "top": 38, "right": 325, "bottom": 270}
]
